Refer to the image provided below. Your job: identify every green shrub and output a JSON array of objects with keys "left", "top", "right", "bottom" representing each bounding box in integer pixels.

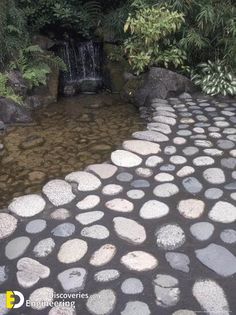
[
  {"left": 192, "top": 60, "right": 236, "bottom": 96},
  {"left": 124, "top": 5, "right": 186, "bottom": 74},
  {"left": 0, "top": 73, "right": 23, "bottom": 104}
]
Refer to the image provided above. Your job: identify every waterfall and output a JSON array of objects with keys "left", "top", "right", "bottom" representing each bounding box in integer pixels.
[{"left": 57, "top": 40, "right": 103, "bottom": 94}]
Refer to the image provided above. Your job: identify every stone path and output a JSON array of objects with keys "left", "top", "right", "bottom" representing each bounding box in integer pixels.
[{"left": 0, "top": 95, "right": 236, "bottom": 315}]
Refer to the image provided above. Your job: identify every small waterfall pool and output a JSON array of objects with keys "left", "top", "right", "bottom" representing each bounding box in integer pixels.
[{"left": 56, "top": 40, "right": 103, "bottom": 94}]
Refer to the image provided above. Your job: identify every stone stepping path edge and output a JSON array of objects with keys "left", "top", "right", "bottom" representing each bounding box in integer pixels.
[{"left": 0, "top": 95, "right": 236, "bottom": 315}]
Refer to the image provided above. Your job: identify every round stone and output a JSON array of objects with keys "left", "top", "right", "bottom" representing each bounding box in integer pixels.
[
  {"left": 127, "top": 190, "right": 145, "bottom": 199},
  {"left": 121, "top": 301, "right": 150, "bottom": 315},
  {"left": 140, "top": 200, "right": 169, "bottom": 219},
  {"left": 160, "top": 164, "right": 176, "bottom": 172},
  {"left": 192, "top": 280, "right": 229, "bottom": 315},
  {"left": 81, "top": 225, "right": 109, "bottom": 239},
  {"left": 102, "top": 184, "right": 123, "bottom": 195},
  {"left": 193, "top": 156, "right": 214, "bottom": 166},
  {"left": 123, "top": 140, "right": 160, "bottom": 155},
  {"left": 182, "top": 177, "right": 203, "bottom": 194},
  {"left": 0, "top": 266, "right": 8, "bottom": 285},
  {"left": 135, "top": 167, "right": 153, "bottom": 178},
  {"left": 230, "top": 149, "right": 236, "bottom": 157},
  {"left": 178, "top": 199, "right": 205, "bottom": 219},
  {"left": 113, "top": 217, "right": 146, "bottom": 245},
  {"left": 203, "top": 168, "right": 225, "bottom": 184},
  {"left": 90, "top": 244, "right": 116, "bottom": 266},
  {"left": 0, "top": 213, "right": 17, "bottom": 239},
  {"left": 33, "top": 238, "right": 55, "bottom": 257},
  {"left": 177, "top": 130, "right": 192, "bottom": 136},
  {"left": 156, "top": 224, "right": 185, "bottom": 250},
  {"left": 132, "top": 130, "right": 169, "bottom": 142},
  {"left": 172, "top": 310, "right": 196, "bottom": 315},
  {"left": 111, "top": 150, "right": 142, "bottom": 167},
  {"left": 177, "top": 166, "right": 195, "bottom": 177},
  {"left": 154, "top": 173, "right": 174, "bottom": 182},
  {"left": 121, "top": 278, "right": 144, "bottom": 294},
  {"left": 220, "top": 229, "right": 236, "bottom": 244},
  {"left": 205, "top": 188, "right": 223, "bottom": 200},
  {"left": 153, "top": 183, "right": 179, "bottom": 197},
  {"left": 173, "top": 137, "right": 186, "bottom": 145},
  {"left": 51, "top": 223, "right": 75, "bottom": 237},
  {"left": 182, "top": 147, "right": 199, "bottom": 156},
  {"left": 26, "top": 219, "right": 46, "bottom": 234},
  {"left": 57, "top": 268, "right": 87, "bottom": 292},
  {"left": 76, "top": 195, "right": 100, "bottom": 210},
  {"left": 16, "top": 257, "right": 50, "bottom": 288},
  {"left": 43, "top": 180, "right": 75, "bottom": 206},
  {"left": 165, "top": 252, "right": 190, "bottom": 273},
  {"left": 57, "top": 239, "right": 88, "bottom": 264},
  {"left": 221, "top": 158, "right": 236, "bottom": 169},
  {"left": 121, "top": 251, "right": 158, "bottom": 271},
  {"left": 86, "top": 289, "right": 116, "bottom": 315},
  {"left": 106, "top": 198, "right": 133, "bottom": 212},
  {"left": 65, "top": 171, "right": 101, "bottom": 191},
  {"left": 86, "top": 164, "right": 117, "bottom": 179},
  {"left": 203, "top": 149, "right": 223, "bottom": 156},
  {"left": 5, "top": 236, "right": 31, "bottom": 260},
  {"left": 29, "top": 287, "right": 54, "bottom": 310},
  {"left": 190, "top": 222, "right": 214, "bottom": 241},
  {"left": 9, "top": 194, "right": 46, "bottom": 217},
  {"left": 50, "top": 208, "right": 71, "bottom": 220},
  {"left": 217, "top": 139, "right": 234, "bottom": 149},
  {"left": 209, "top": 201, "right": 236, "bottom": 223},
  {"left": 194, "top": 140, "right": 213, "bottom": 148},
  {"left": 145, "top": 156, "right": 163, "bottom": 167},
  {"left": 76, "top": 211, "right": 104, "bottom": 225},
  {"left": 164, "top": 146, "right": 176, "bottom": 155},
  {"left": 116, "top": 172, "right": 133, "bottom": 182},
  {"left": 94, "top": 269, "right": 120, "bottom": 282},
  {"left": 153, "top": 274, "right": 180, "bottom": 307},
  {"left": 131, "top": 179, "right": 150, "bottom": 188}
]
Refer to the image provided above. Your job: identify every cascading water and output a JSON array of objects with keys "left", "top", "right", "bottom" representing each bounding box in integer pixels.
[{"left": 57, "top": 40, "right": 103, "bottom": 95}]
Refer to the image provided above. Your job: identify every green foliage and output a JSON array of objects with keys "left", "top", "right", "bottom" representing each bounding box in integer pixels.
[
  {"left": 192, "top": 60, "right": 236, "bottom": 96},
  {"left": 0, "top": 73, "right": 23, "bottom": 104},
  {"left": 0, "top": 0, "right": 28, "bottom": 67},
  {"left": 10, "top": 45, "right": 66, "bottom": 89},
  {"left": 124, "top": 5, "right": 185, "bottom": 74},
  {"left": 19, "top": 0, "right": 102, "bottom": 37}
]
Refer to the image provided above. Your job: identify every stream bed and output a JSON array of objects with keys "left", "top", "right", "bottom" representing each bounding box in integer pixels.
[{"left": 0, "top": 94, "right": 143, "bottom": 208}]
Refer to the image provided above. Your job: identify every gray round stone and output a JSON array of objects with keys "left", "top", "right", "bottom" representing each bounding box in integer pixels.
[
  {"left": 182, "top": 147, "right": 199, "bottom": 156},
  {"left": 33, "top": 238, "right": 55, "bottom": 257},
  {"left": 121, "top": 301, "right": 150, "bottom": 315},
  {"left": 190, "top": 222, "right": 214, "bottom": 241},
  {"left": 205, "top": 188, "right": 223, "bottom": 200},
  {"left": 121, "top": 278, "right": 144, "bottom": 294},
  {"left": 165, "top": 252, "right": 190, "bottom": 273},
  {"left": 0, "top": 266, "right": 8, "bottom": 285},
  {"left": 217, "top": 139, "right": 235, "bottom": 149},
  {"left": 26, "top": 219, "right": 46, "bottom": 234},
  {"left": 57, "top": 268, "right": 87, "bottom": 292},
  {"left": 117, "top": 172, "right": 133, "bottom": 182},
  {"left": 94, "top": 269, "right": 120, "bottom": 282},
  {"left": 51, "top": 223, "right": 75, "bottom": 237},
  {"left": 220, "top": 229, "right": 236, "bottom": 244},
  {"left": 5, "top": 236, "right": 31, "bottom": 260},
  {"left": 131, "top": 180, "right": 150, "bottom": 188},
  {"left": 127, "top": 190, "right": 145, "bottom": 199},
  {"left": 182, "top": 177, "right": 203, "bottom": 194},
  {"left": 86, "top": 289, "right": 116, "bottom": 315}
]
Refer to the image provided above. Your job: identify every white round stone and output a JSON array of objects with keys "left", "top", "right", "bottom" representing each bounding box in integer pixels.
[
  {"left": 29, "top": 287, "right": 54, "bottom": 310},
  {"left": 57, "top": 239, "right": 88, "bottom": 264},
  {"left": 75, "top": 211, "right": 104, "bottom": 225},
  {"left": 209, "top": 201, "right": 236, "bottom": 223},
  {"left": 154, "top": 173, "right": 174, "bottom": 182},
  {"left": 33, "top": 238, "right": 55, "bottom": 258},
  {"left": 193, "top": 156, "right": 214, "bottom": 166},
  {"left": 111, "top": 150, "right": 142, "bottom": 167},
  {"left": 106, "top": 198, "right": 133, "bottom": 212},
  {"left": 121, "top": 301, "right": 150, "bottom": 315},
  {"left": 90, "top": 244, "right": 116, "bottom": 266},
  {"left": 65, "top": 171, "right": 101, "bottom": 191},
  {"left": 145, "top": 156, "right": 163, "bottom": 167},
  {"left": 173, "top": 137, "right": 187, "bottom": 145},
  {"left": 203, "top": 168, "right": 225, "bottom": 184},
  {"left": 153, "top": 184, "right": 179, "bottom": 197},
  {"left": 102, "top": 184, "right": 123, "bottom": 195},
  {"left": 135, "top": 167, "right": 153, "bottom": 178},
  {"left": 113, "top": 217, "right": 146, "bottom": 245},
  {"left": 76, "top": 195, "right": 100, "bottom": 210},
  {"left": 0, "top": 213, "right": 17, "bottom": 239},
  {"left": 50, "top": 208, "right": 71, "bottom": 220},
  {"left": 156, "top": 224, "right": 185, "bottom": 250},
  {"left": 121, "top": 251, "right": 158, "bottom": 271},
  {"left": 127, "top": 190, "right": 145, "bottom": 199},
  {"left": 94, "top": 269, "right": 120, "bottom": 282},
  {"left": 121, "top": 278, "right": 144, "bottom": 294},
  {"left": 177, "top": 166, "right": 195, "bottom": 177},
  {"left": 86, "top": 289, "right": 116, "bottom": 315},
  {"left": 172, "top": 310, "right": 196, "bottom": 315},
  {"left": 49, "top": 306, "right": 76, "bottom": 315},
  {"left": 178, "top": 199, "right": 205, "bottom": 219},
  {"left": 9, "top": 194, "right": 46, "bottom": 217},
  {"left": 43, "top": 180, "right": 75, "bottom": 206},
  {"left": 81, "top": 225, "right": 109, "bottom": 239},
  {"left": 123, "top": 140, "right": 160, "bottom": 155},
  {"left": 192, "top": 279, "right": 229, "bottom": 315},
  {"left": 140, "top": 200, "right": 169, "bottom": 219},
  {"left": 86, "top": 164, "right": 117, "bottom": 179},
  {"left": 170, "top": 155, "right": 187, "bottom": 165}
]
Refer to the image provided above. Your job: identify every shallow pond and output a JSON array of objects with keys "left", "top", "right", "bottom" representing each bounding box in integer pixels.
[{"left": 0, "top": 94, "right": 143, "bottom": 208}]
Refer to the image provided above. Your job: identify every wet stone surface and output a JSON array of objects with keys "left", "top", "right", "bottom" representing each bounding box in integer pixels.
[{"left": 0, "top": 95, "right": 236, "bottom": 314}]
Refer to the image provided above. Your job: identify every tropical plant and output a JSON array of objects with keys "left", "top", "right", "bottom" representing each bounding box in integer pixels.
[
  {"left": 10, "top": 45, "right": 66, "bottom": 89},
  {"left": 0, "top": 73, "right": 23, "bottom": 104},
  {"left": 124, "top": 5, "right": 186, "bottom": 74},
  {"left": 192, "top": 60, "right": 236, "bottom": 96}
]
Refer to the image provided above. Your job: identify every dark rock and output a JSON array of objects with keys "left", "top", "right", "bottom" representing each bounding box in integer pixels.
[
  {"left": 20, "top": 135, "right": 45, "bottom": 149},
  {"left": 134, "top": 67, "right": 196, "bottom": 107},
  {"left": 7, "top": 71, "right": 28, "bottom": 97},
  {"left": 32, "top": 35, "right": 55, "bottom": 50},
  {"left": 78, "top": 79, "right": 102, "bottom": 94},
  {"left": 63, "top": 84, "right": 77, "bottom": 96},
  {"left": 0, "top": 97, "right": 32, "bottom": 124}
]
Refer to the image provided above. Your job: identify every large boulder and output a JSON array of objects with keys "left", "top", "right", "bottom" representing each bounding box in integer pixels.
[
  {"left": 132, "top": 67, "right": 196, "bottom": 107},
  {"left": 0, "top": 97, "right": 32, "bottom": 124}
]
